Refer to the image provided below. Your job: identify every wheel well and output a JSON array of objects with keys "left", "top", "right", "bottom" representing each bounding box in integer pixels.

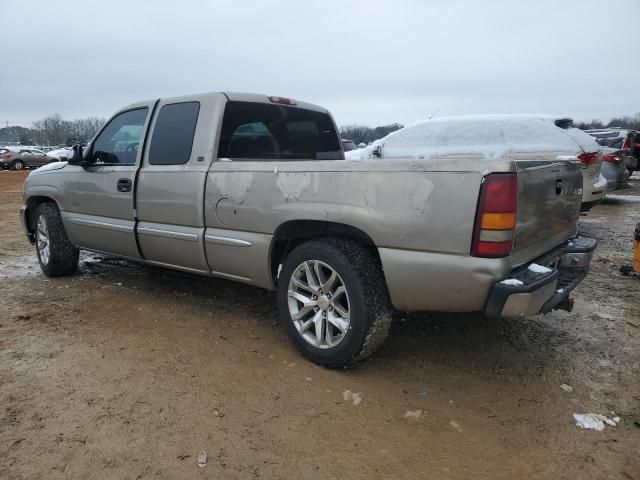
[
  {"left": 25, "top": 196, "right": 56, "bottom": 237},
  {"left": 270, "top": 220, "right": 380, "bottom": 284}
]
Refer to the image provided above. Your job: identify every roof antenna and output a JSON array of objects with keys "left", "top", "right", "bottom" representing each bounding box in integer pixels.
[{"left": 428, "top": 108, "right": 440, "bottom": 120}]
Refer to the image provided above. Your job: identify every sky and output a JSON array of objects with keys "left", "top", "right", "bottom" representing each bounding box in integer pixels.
[{"left": 1, "top": 0, "right": 639, "bottom": 128}]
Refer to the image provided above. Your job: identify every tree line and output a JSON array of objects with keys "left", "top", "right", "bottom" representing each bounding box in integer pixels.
[
  {"left": 574, "top": 113, "right": 640, "bottom": 131},
  {"left": 2, "top": 112, "right": 639, "bottom": 148},
  {"left": 0, "top": 114, "right": 106, "bottom": 146},
  {"left": 339, "top": 123, "right": 404, "bottom": 145}
]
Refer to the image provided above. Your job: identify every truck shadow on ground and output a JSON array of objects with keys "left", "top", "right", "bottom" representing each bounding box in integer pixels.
[{"left": 79, "top": 253, "right": 570, "bottom": 376}]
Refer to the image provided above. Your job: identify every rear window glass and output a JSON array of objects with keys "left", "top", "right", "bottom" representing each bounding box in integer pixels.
[
  {"left": 218, "top": 101, "right": 342, "bottom": 160},
  {"left": 149, "top": 102, "right": 200, "bottom": 165},
  {"left": 342, "top": 140, "right": 357, "bottom": 151},
  {"left": 592, "top": 135, "right": 624, "bottom": 149}
]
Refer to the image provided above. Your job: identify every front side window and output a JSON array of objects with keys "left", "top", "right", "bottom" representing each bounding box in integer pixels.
[
  {"left": 218, "top": 101, "right": 342, "bottom": 160},
  {"left": 149, "top": 102, "right": 200, "bottom": 165},
  {"left": 91, "top": 108, "right": 148, "bottom": 165}
]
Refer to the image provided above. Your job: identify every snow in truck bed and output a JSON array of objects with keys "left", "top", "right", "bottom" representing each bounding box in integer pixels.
[{"left": 345, "top": 114, "right": 589, "bottom": 161}]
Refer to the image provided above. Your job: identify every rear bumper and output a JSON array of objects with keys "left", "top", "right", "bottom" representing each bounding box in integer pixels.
[
  {"left": 485, "top": 236, "right": 597, "bottom": 318},
  {"left": 581, "top": 172, "right": 607, "bottom": 206}
]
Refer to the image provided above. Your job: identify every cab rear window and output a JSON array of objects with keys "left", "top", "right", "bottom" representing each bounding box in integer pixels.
[{"left": 218, "top": 101, "right": 342, "bottom": 160}]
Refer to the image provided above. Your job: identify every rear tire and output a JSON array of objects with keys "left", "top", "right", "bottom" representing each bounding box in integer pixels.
[
  {"left": 277, "top": 238, "right": 393, "bottom": 368},
  {"left": 11, "top": 160, "right": 25, "bottom": 170},
  {"left": 34, "top": 203, "right": 79, "bottom": 277}
]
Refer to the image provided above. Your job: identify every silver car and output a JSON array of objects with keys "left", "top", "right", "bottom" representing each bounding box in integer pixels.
[
  {"left": 587, "top": 129, "right": 638, "bottom": 186},
  {"left": 600, "top": 147, "right": 629, "bottom": 191},
  {"left": 0, "top": 147, "right": 58, "bottom": 170}
]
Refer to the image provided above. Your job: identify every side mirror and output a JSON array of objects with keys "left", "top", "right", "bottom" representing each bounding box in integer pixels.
[{"left": 67, "top": 144, "right": 84, "bottom": 165}]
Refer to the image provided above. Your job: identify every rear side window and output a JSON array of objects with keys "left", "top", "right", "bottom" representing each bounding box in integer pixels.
[
  {"left": 149, "top": 102, "right": 200, "bottom": 165},
  {"left": 218, "top": 101, "right": 342, "bottom": 160}
]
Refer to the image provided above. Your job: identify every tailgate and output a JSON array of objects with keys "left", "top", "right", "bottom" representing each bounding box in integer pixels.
[{"left": 510, "top": 160, "right": 582, "bottom": 266}]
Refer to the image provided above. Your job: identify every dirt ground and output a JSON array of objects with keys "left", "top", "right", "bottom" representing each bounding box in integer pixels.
[{"left": 1, "top": 170, "right": 639, "bottom": 480}]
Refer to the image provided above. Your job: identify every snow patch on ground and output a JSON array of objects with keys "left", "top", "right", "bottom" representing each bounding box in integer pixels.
[{"left": 573, "top": 413, "right": 620, "bottom": 431}]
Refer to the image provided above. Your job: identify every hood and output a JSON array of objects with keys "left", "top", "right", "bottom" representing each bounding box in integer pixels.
[{"left": 29, "top": 161, "right": 68, "bottom": 175}]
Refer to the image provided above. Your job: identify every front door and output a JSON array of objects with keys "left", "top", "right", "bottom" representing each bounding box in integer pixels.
[{"left": 63, "top": 104, "right": 154, "bottom": 259}]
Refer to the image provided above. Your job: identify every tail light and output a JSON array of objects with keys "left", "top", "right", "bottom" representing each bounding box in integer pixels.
[
  {"left": 472, "top": 173, "right": 517, "bottom": 258},
  {"left": 603, "top": 153, "right": 622, "bottom": 164},
  {"left": 2, "top": 152, "right": 12, "bottom": 159},
  {"left": 268, "top": 96, "right": 297, "bottom": 106},
  {"left": 577, "top": 152, "right": 599, "bottom": 168}
]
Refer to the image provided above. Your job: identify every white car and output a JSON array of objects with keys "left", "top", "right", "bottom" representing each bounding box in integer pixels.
[
  {"left": 45, "top": 147, "right": 72, "bottom": 161},
  {"left": 560, "top": 124, "right": 608, "bottom": 211},
  {"left": 347, "top": 115, "right": 607, "bottom": 211}
]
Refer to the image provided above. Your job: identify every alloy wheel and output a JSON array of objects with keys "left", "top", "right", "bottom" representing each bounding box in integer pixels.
[
  {"left": 36, "top": 215, "right": 50, "bottom": 265},
  {"left": 287, "top": 260, "right": 351, "bottom": 349}
]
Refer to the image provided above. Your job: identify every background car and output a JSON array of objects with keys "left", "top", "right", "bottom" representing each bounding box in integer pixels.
[
  {"left": 46, "top": 147, "right": 72, "bottom": 161},
  {"left": 341, "top": 139, "right": 357, "bottom": 152},
  {"left": 599, "top": 147, "right": 629, "bottom": 192},
  {"left": 559, "top": 122, "right": 608, "bottom": 211},
  {"left": 346, "top": 115, "right": 608, "bottom": 211},
  {"left": 586, "top": 128, "right": 638, "bottom": 177},
  {"left": 0, "top": 147, "right": 59, "bottom": 170}
]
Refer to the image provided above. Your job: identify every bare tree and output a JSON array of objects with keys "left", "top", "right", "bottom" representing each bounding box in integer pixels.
[
  {"left": 31, "top": 114, "right": 105, "bottom": 146},
  {"left": 339, "top": 123, "right": 403, "bottom": 145}
]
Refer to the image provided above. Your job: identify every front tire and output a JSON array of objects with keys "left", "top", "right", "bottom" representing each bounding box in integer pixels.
[
  {"left": 35, "top": 203, "right": 79, "bottom": 277},
  {"left": 277, "top": 238, "right": 393, "bottom": 368}
]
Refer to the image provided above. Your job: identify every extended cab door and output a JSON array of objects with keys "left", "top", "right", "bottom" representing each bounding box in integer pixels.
[
  {"left": 63, "top": 103, "right": 154, "bottom": 259},
  {"left": 135, "top": 93, "right": 225, "bottom": 273}
]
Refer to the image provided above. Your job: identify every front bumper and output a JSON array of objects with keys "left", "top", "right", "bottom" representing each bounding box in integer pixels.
[{"left": 485, "top": 236, "right": 597, "bottom": 318}]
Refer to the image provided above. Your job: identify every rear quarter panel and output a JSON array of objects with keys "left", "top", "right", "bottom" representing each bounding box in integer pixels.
[{"left": 204, "top": 160, "right": 484, "bottom": 288}]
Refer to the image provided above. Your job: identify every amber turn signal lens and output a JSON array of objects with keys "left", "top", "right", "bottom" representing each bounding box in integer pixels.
[{"left": 481, "top": 212, "right": 516, "bottom": 230}]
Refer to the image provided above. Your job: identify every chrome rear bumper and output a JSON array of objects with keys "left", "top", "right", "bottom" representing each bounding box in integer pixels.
[{"left": 485, "top": 236, "right": 597, "bottom": 318}]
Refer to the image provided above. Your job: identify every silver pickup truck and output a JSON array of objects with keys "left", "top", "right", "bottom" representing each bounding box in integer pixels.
[{"left": 20, "top": 92, "right": 596, "bottom": 367}]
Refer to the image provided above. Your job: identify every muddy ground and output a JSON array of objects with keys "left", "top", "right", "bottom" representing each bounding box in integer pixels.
[{"left": 0, "top": 170, "right": 639, "bottom": 480}]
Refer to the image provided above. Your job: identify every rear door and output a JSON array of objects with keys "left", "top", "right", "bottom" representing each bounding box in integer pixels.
[
  {"left": 135, "top": 93, "right": 224, "bottom": 273},
  {"left": 63, "top": 104, "right": 154, "bottom": 259}
]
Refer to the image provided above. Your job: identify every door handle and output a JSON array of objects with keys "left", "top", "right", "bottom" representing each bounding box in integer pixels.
[{"left": 117, "top": 178, "right": 132, "bottom": 192}]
